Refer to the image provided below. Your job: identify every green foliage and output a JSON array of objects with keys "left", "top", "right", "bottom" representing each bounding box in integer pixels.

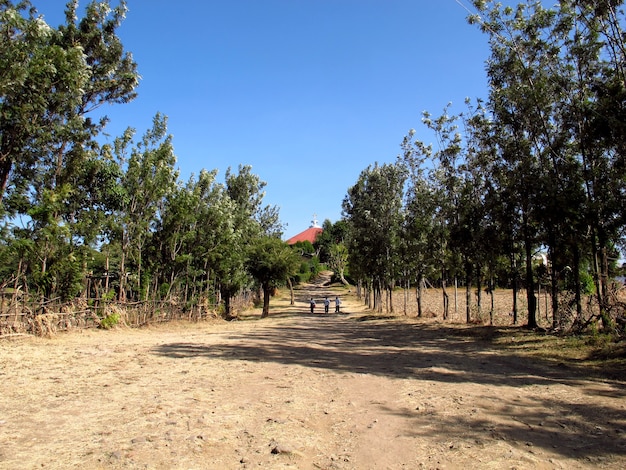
[
  {"left": 246, "top": 236, "right": 300, "bottom": 317},
  {"left": 343, "top": 162, "right": 406, "bottom": 308},
  {"left": 296, "top": 261, "right": 311, "bottom": 283},
  {"left": 293, "top": 240, "right": 314, "bottom": 254},
  {"left": 294, "top": 256, "right": 323, "bottom": 284},
  {"left": 99, "top": 312, "right": 120, "bottom": 330},
  {"left": 49, "top": 252, "right": 84, "bottom": 301},
  {"left": 101, "top": 289, "right": 116, "bottom": 302},
  {"left": 158, "top": 282, "right": 170, "bottom": 299},
  {"left": 579, "top": 271, "right": 595, "bottom": 296},
  {"left": 4, "top": 0, "right": 626, "bottom": 337}
]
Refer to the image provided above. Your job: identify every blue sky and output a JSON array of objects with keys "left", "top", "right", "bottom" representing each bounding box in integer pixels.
[{"left": 36, "top": 0, "right": 491, "bottom": 240}]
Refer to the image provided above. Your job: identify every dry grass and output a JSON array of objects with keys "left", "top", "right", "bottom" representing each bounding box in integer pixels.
[
  {"left": 352, "top": 286, "right": 626, "bottom": 380},
  {"left": 364, "top": 286, "right": 554, "bottom": 326}
]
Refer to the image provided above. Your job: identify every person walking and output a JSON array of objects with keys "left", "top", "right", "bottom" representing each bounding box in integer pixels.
[
  {"left": 309, "top": 298, "right": 316, "bottom": 314},
  {"left": 324, "top": 297, "right": 330, "bottom": 314},
  {"left": 334, "top": 296, "right": 341, "bottom": 313}
]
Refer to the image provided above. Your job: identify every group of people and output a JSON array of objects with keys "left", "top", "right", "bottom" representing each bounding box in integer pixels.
[{"left": 309, "top": 296, "right": 341, "bottom": 314}]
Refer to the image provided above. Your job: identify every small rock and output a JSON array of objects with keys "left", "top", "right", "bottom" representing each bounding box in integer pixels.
[{"left": 271, "top": 444, "right": 293, "bottom": 454}]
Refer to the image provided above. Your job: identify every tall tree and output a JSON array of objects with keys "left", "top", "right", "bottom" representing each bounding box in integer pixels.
[
  {"left": 342, "top": 162, "right": 406, "bottom": 313},
  {"left": 0, "top": 0, "right": 139, "bottom": 302},
  {"left": 226, "top": 164, "right": 283, "bottom": 238},
  {"left": 469, "top": 0, "right": 626, "bottom": 328},
  {"left": 420, "top": 107, "right": 464, "bottom": 320},
  {"left": 0, "top": 0, "right": 138, "bottom": 208},
  {"left": 113, "top": 114, "right": 177, "bottom": 301}
]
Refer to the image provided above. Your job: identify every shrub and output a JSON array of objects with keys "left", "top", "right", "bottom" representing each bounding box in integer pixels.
[{"left": 100, "top": 312, "right": 120, "bottom": 329}]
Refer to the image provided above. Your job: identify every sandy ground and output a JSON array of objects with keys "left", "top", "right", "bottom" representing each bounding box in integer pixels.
[{"left": 1, "top": 278, "right": 625, "bottom": 470}]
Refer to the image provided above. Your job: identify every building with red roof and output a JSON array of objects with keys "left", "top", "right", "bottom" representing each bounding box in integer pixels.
[{"left": 286, "top": 215, "right": 323, "bottom": 245}]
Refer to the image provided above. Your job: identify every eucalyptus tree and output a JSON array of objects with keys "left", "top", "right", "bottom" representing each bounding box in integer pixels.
[
  {"left": 224, "top": 164, "right": 284, "bottom": 312},
  {"left": 180, "top": 169, "right": 242, "bottom": 315},
  {"left": 150, "top": 173, "right": 205, "bottom": 300},
  {"left": 327, "top": 242, "right": 349, "bottom": 286},
  {"left": 1, "top": 0, "right": 137, "bottom": 208},
  {"left": 112, "top": 114, "right": 178, "bottom": 301},
  {"left": 399, "top": 129, "right": 440, "bottom": 317},
  {"left": 469, "top": 0, "right": 626, "bottom": 328},
  {"left": 342, "top": 162, "right": 406, "bottom": 313},
  {"left": 467, "top": 106, "right": 526, "bottom": 324},
  {"left": 415, "top": 107, "right": 466, "bottom": 319},
  {"left": 554, "top": 0, "right": 626, "bottom": 327},
  {"left": 226, "top": 164, "right": 282, "bottom": 238},
  {"left": 205, "top": 195, "right": 248, "bottom": 318},
  {"left": 468, "top": 1, "right": 573, "bottom": 328},
  {"left": 461, "top": 99, "right": 509, "bottom": 324}
]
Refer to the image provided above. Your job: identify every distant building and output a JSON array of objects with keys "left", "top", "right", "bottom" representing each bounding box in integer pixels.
[{"left": 286, "top": 215, "right": 323, "bottom": 245}]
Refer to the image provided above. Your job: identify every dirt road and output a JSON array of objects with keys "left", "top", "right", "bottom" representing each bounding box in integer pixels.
[{"left": 0, "top": 280, "right": 625, "bottom": 469}]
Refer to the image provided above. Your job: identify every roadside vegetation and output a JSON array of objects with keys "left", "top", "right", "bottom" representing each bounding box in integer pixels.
[{"left": 0, "top": 0, "right": 625, "bottom": 361}]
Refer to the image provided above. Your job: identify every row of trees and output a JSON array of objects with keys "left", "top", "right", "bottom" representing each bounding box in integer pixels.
[
  {"left": 343, "top": 0, "right": 626, "bottom": 331},
  {"left": 0, "top": 1, "right": 302, "bottom": 321},
  {"left": 3, "top": 0, "right": 626, "bottom": 330}
]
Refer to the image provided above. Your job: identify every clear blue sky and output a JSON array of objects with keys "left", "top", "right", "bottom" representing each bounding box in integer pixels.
[{"left": 36, "top": 0, "right": 491, "bottom": 240}]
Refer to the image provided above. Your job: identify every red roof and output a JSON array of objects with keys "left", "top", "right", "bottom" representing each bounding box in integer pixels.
[{"left": 286, "top": 227, "right": 323, "bottom": 245}]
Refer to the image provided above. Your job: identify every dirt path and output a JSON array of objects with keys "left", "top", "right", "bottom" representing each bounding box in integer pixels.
[{"left": 0, "top": 278, "right": 625, "bottom": 469}]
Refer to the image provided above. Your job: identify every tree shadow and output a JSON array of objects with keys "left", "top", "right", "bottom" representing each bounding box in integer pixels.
[{"left": 152, "top": 314, "right": 626, "bottom": 462}]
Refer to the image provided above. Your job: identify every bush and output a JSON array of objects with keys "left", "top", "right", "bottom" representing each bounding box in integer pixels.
[{"left": 99, "top": 312, "right": 120, "bottom": 329}]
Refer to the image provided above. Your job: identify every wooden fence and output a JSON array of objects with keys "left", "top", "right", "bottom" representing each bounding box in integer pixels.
[{"left": 0, "top": 295, "right": 220, "bottom": 338}]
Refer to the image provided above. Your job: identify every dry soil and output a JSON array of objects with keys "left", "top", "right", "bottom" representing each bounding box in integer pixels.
[{"left": 0, "top": 277, "right": 625, "bottom": 469}]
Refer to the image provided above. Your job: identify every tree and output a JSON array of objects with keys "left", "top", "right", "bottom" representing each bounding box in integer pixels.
[
  {"left": 246, "top": 236, "right": 299, "bottom": 318},
  {"left": 113, "top": 114, "right": 178, "bottom": 301},
  {"left": 0, "top": 0, "right": 138, "bottom": 207},
  {"left": 0, "top": 0, "right": 138, "bottom": 302},
  {"left": 469, "top": 0, "right": 626, "bottom": 329},
  {"left": 226, "top": 164, "right": 283, "bottom": 238},
  {"left": 183, "top": 169, "right": 240, "bottom": 315},
  {"left": 328, "top": 242, "right": 349, "bottom": 286},
  {"left": 416, "top": 107, "right": 465, "bottom": 320},
  {"left": 400, "top": 129, "right": 440, "bottom": 317},
  {"left": 343, "top": 162, "right": 406, "bottom": 312}
]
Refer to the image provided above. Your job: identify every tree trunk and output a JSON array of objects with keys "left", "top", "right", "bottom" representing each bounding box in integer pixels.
[
  {"left": 454, "top": 276, "right": 458, "bottom": 317},
  {"left": 550, "top": 253, "right": 559, "bottom": 330},
  {"left": 416, "top": 273, "right": 423, "bottom": 318},
  {"left": 489, "top": 276, "right": 495, "bottom": 326},
  {"left": 525, "top": 237, "right": 538, "bottom": 329},
  {"left": 512, "top": 255, "right": 519, "bottom": 325},
  {"left": 573, "top": 244, "right": 582, "bottom": 325},
  {"left": 476, "top": 263, "right": 483, "bottom": 321},
  {"left": 465, "top": 278, "right": 471, "bottom": 324},
  {"left": 465, "top": 261, "right": 471, "bottom": 323},
  {"left": 288, "top": 278, "right": 294, "bottom": 305},
  {"left": 442, "top": 266, "right": 449, "bottom": 320},
  {"left": 0, "top": 149, "right": 13, "bottom": 205},
  {"left": 261, "top": 283, "right": 271, "bottom": 318},
  {"left": 224, "top": 295, "right": 232, "bottom": 317}
]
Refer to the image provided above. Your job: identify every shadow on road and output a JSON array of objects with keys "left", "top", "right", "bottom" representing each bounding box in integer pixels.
[{"left": 151, "top": 282, "right": 626, "bottom": 464}]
